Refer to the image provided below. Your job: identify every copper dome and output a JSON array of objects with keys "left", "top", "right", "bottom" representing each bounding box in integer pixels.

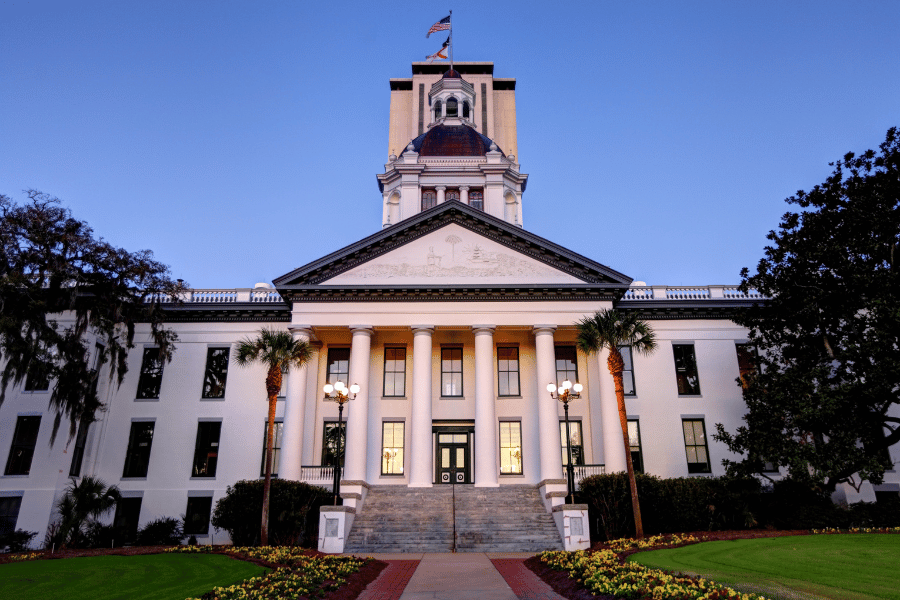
[{"left": 403, "top": 125, "right": 502, "bottom": 157}]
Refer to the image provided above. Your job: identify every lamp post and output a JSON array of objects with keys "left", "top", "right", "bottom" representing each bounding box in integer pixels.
[
  {"left": 547, "top": 380, "right": 583, "bottom": 503},
  {"left": 322, "top": 381, "right": 359, "bottom": 505}
]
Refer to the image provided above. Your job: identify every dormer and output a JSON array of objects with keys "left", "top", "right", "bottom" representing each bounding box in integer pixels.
[{"left": 429, "top": 69, "right": 476, "bottom": 128}]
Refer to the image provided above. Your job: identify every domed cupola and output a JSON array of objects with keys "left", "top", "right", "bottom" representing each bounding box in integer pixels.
[
  {"left": 402, "top": 125, "right": 501, "bottom": 158},
  {"left": 429, "top": 69, "right": 476, "bottom": 126}
]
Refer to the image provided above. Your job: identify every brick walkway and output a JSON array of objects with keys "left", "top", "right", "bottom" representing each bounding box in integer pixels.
[
  {"left": 491, "top": 558, "right": 569, "bottom": 600},
  {"left": 357, "top": 560, "right": 420, "bottom": 600}
]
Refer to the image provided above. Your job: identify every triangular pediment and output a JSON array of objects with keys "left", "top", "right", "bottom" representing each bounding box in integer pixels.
[{"left": 273, "top": 201, "right": 631, "bottom": 302}]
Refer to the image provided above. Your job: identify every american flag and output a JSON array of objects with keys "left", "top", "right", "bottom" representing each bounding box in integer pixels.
[{"left": 426, "top": 15, "right": 451, "bottom": 38}]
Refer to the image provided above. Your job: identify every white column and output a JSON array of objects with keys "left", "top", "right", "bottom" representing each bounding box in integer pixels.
[
  {"left": 343, "top": 326, "right": 373, "bottom": 483},
  {"left": 473, "top": 325, "right": 499, "bottom": 487},
  {"left": 534, "top": 326, "right": 564, "bottom": 482},
  {"left": 409, "top": 326, "right": 434, "bottom": 487},
  {"left": 280, "top": 326, "right": 312, "bottom": 481},
  {"left": 459, "top": 185, "right": 469, "bottom": 205},
  {"left": 436, "top": 185, "right": 446, "bottom": 204},
  {"left": 598, "top": 348, "right": 627, "bottom": 472}
]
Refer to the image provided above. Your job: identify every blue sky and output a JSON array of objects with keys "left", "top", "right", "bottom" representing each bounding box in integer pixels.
[{"left": 2, "top": 1, "right": 898, "bottom": 288}]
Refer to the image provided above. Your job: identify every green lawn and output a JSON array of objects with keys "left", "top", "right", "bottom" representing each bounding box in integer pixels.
[
  {"left": 630, "top": 534, "right": 900, "bottom": 600},
  {"left": 0, "top": 553, "right": 269, "bottom": 600}
]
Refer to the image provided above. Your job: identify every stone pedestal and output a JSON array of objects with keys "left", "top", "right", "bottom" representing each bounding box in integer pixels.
[
  {"left": 318, "top": 505, "right": 355, "bottom": 554},
  {"left": 552, "top": 504, "right": 591, "bottom": 551}
]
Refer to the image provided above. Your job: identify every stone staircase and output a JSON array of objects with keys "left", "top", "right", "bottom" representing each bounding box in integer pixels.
[{"left": 343, "top": 484, "right": 564, "bottom": 553}]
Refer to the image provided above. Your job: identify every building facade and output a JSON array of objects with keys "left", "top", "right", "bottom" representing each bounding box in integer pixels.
[{"left": 2, "top": 62, "right": 895, "bottom": 551}]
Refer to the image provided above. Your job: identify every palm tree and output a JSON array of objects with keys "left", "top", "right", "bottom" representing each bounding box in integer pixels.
[
  {"left": 55, "top": 476, "right": 121, "bottom": 549},
  {"left": 576, "top": 309, "right": 657, "bottom": 538},
  {"left": 234, "top": 327, "right": 312, "bottom": 546}
]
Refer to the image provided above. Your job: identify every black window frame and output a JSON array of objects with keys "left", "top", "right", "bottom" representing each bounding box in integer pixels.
[
  {"left": 259, "top": 419, "right": 283, "bottom": 477},
  {"left": 122, "top": 421, "right": 155, "bottom": 478},
  {"left": 201, "top": 347, "right": 230, "bottom": 399},
  {"left": 322, "top": 420, "right": 345, "bottom": 468},
  {"left": 627, "top": 419, "right": 644, "bottom": 474},
  {"left": 499, "top": 420, "right": 523, "bottom": 474},
  {"left": 113, "top": 496, "right": 142, "bottom": 545},
  {"left": 0, "top": 496, "right": 23, "bottom": 535},
  {"left": 381, "top": 421, "right": 405, "bottom": 476},
  {"left": 136, "top": 347, "right": 165, "bottom": 399},
  {"left": 735, "top": 343, "right": 757, "bottom": 388},
  {"left": 560, "top": 420, "right": 585, "bottom": 466},
  {"left": 4, "top": 416, "right": 41, "bottom": 476},
  {"left": 554, "top": 346, "right": 578, "bottom": 388},
  {"left": 68, "top": 419, "right": 90, "bottom": 477},
  {"left": 325, "top": 348, "right": 350, "bottom": 388},
  {"left": 682, "top": 418, "right": 712, "bottom": 474},
  {"left": 619, "top": 345, "right": 636, "bottom": 396},
  {"left": 383, "top": 347, "right": 406, "bottom": 397},
  {"left": 497, "top": 346, "right": 520, "bottom": 397},
  {"left": 192, "top": 421, "right": 221, "bottom": 478},
  {"left": 184, "top": 495, "right": 213, "bottom": 536},
  {"left": 673, "top": 344, "right": 701, "bottom": 395},
  {"left": 441, "top": 347, "right": 463, "bottom": 397}
]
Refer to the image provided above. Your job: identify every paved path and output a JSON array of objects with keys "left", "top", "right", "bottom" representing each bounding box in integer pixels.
[{"left": 354, "top": 553, "right": 567, "bottom": 600}]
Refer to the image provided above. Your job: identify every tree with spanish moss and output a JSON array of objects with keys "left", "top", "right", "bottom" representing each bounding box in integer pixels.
[
  {"left": 715, "top": 127, "right": 900, "bottom": 495},
  {"left": 577, "top": 309, "right": 657, "bottom": 538},
  {"left": 234, "top": 328, "right": 313, "bottom": 546}
]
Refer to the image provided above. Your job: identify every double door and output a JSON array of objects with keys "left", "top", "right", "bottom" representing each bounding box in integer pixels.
[{"left": 435, "top": 428, "right": 472, "bottom": 484}]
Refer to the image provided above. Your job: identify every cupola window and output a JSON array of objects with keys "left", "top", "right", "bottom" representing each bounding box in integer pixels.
[
  {"left": 446, "top": 97, "right": 458, "bottom": 117},
  {"left": 445, "top": 189, "right": 460, "bottom": 202},
  {"left": 433, "top": 100, "right": 442, "bottom": 121},
  {"left": 421, "top": 189, "right": 437, "bottom": 210},
  {"left": 469, "top": 189, "right": 484, "bottom": 211},
  {"left": 462, "top": 101, "right": 470, "bottom": 119}
]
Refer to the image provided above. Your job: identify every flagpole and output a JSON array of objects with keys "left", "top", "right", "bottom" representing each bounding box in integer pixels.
[{"left": 449, "top": 10, "right": 453, "bottom": 71}]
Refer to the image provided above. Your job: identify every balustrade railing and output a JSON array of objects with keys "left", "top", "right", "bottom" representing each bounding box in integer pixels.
[
  {"left": 146, "top": 288, "right": 284, "bottom": 304},
  {"left": 623, "top": 286, "right": 765, "bottom": 301},
  {"left": 573, "top": 464, "right": 605, "bottom": 489},
  {"left": 300, "top": 465, "right": 335, "bottom": 484}
]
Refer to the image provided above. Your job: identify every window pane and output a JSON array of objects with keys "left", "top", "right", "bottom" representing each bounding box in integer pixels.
[
  {"left": 499, "top": 422, "right": 522, "bottom": 474},
  {"left": 136, "top": 347, "right": 164, "bottom": 399},
  {"left": 673, "top": 344, "right": 701, "bottom": 395},
  {"left": 619, "top": 346, "right": 636, "bottom": 396},
  {"left": 682, "top": 419, "right": 711, "bottom": 473},
  {"left": 69, "top": 420, "right": 90, "bottom": 477},
  {"left": 192, "top": 422, "right": 221, "bottom": 477},
  {"left": 441, "top": 348, "right": 463, "bottom": 396},
  {"left": 381, "top": 422, "right": 404, "bottom": 475},
  {"left": 383, "top": 348, "right": 406, "bottom": 397},
  {"left": 326, "top": 348, "right": 350, "bottom": 386},
  {"left": 260, "top": 420, "right": 284, "bottom": 477},
  {"left": 113, "top": 497, "right": 142, "bottom": 545},
  {"left": 497, "top": 347, "right": 520, "bottom": 396},
  {"left": 683, "top": 421, "right": 695, "bottom": 445},
  {"left": 184, "top": 496, "right": 213, "bottom": 535},
  {"left": 321, "top": 421, "right": 345, "bottom": 468},
  {"left": 560, "top": 421, "right": 584, "bottom": 466},
  {"left": 123, "top": 422, "right": 154, "bottom": 478},
  {"left": 0, "top": 497, "right": 23, "bottom": 535},
  {"left": 202, "top": 348, "right": 229, "bottom": 399},
  {"left": 554, "top": 346, "right": 577, "bottom": 387}
]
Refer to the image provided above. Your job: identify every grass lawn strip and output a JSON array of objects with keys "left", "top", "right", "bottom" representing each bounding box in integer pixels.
[
  {"left": 0, "top": 552, "right": 267, "bottom": 600},
  {"left": 630, "top": 535, "right": 900, "bottom": 600}
]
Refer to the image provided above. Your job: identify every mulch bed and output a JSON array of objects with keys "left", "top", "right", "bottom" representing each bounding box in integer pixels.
[{"left": 524, "top": 529, "right": 812, "bottom": 600}]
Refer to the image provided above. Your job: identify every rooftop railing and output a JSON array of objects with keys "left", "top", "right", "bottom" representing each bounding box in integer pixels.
[
  {"left": 622, "top": 285, "right": 765, "bottom": 301},
  {"left": 147, "top": 288, "right": 284, "bottom": 304}
]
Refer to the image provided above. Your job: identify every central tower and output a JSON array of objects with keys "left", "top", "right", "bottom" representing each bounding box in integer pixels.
[{"left": 377, "top": 62, "right": 527, "bottom": 228}]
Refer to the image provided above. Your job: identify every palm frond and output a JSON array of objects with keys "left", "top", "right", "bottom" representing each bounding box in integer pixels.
[{"left": 575, "top": 309, "right": 658, "bottom": 356}]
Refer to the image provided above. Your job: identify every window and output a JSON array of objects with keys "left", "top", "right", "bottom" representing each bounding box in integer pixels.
[
  {"left": 441, "top": 348, "right": 463, "bottom": 396},
  {"left": 445, "top": 189, "right": 460, "bottom": 202},
  {"left": 23, "top": 362, "right": 50, "bottom": 392},
  {"left": 322, "top": 421, "right": 345, "bottom": 468},
  {"left": 499, "top": 421, "right": 523, "bottom": 474},
  {"left": 462, "top": 101, "right": 470, "bottom": 119},
  {"left": 68, "top": 420, "right": 90, "bottom": 477},
  {"left": 0, "top": 496, "right": 23, "bottom": 535},
  {"left": 560, "top": 420, "right": 584, "bottom": 466},
  {"left": 628, "top": 419, "right": 644, "bottom": 473},
  {"left": 4, "top": 416, "right": 41, "bottom": 476},
  {"left": 497, "top": 347, "right": 520, "bottom": 396},
  {"left": 673, "top": 344, "right": 701, "bottom": 395},
  {"left": 446, "top": 97, "right": 458, "bottom": 117},
  {"left": 421, "top": 189, "right": 437, "bottom": 211},
  {"left": 381, "top": 422, "right": 404, "bottom": 475},
  {"left": 682, "top": 419, "right": 711, "bottom": 473},
  {"left": 136, "top": 347, "right": 164, "bottom": 399},
  {"left": 123, "top": 421, "right": 154, "bottom": 478},
  {"left": 619, "top": 346, "right": 636, "bottom": 396},
  {"left": 184, "top": 496, "right": 213, "bottom": 535},
  {"left": 260, "top": 420, "right": 283, "bottom": 477},
  {"left": 201, "top": 348, "right": 229, "bottom": 399},
  {"left": 383, "top": 348, "right": 406, "bottom": 397},
  {"left": 113, "top": 496, "right": 142, "bottom": 545},
  {"left": 192, "top": 422, "right": 221, "bottom": 477},
  {"left": 468, "top": 189, "right": 484, "bottom": 211},
  {"left": 433, "top": 100, "right": 442, "bottom": 121},
  {"left": 735, "top": 343, "right": 756, "bottom": 388},
  {"left": 555, "top": 346, "right": 578, "bottom": 387},
  {"left": 326, "top": 348, "right": 350, "bottom": 387}
]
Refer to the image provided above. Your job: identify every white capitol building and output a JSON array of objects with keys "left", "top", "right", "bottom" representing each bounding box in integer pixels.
[{"left": 2, "top": 62, "right": 893, "bottom": 553}]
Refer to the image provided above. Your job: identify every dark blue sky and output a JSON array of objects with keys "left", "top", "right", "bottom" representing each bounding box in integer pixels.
[{"left": 2, "top": 1, "right": 898, "bottom": 288}]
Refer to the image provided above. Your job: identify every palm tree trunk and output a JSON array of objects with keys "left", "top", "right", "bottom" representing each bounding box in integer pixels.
[
  {"left": 608, "top": 348, "right": 644, "bottom": 538},
  {"left": 261, "top": 392, "right": 277, "bottom": 546}
]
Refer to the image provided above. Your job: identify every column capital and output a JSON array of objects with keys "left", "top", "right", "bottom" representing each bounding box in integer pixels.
[
  {"left": 411, "top": 325, "right": 435, "bottom": 335},
  {"left": 435, "top": 185, "right": 447, "bottom": 191},
  {"left": 289, "top": 325, "right": 314, "bottom": 339},
  {"left": 471, "top": 324, "right": 496, "bottom": 335},
  {"left": 459, "top": 185, "right": 470, "bottom": 191},
  {"left": 532, "top": 325, "right": 558, "bottom": 336},
  {"left": 349, "top": 325, "right": 374, "bottom": 337}
]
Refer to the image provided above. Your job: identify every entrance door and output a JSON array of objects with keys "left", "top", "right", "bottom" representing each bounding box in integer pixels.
[{"left": 436, "top": 431, "right": 470, "bottom": 484}]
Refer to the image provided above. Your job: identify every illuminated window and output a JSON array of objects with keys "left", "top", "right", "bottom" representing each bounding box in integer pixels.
[
  {"left": 499, "top": 421, "right": 523, "bottom": 474},
  {"left": 192, "top": 422, "right": 221, "bottom": 478},
  {"left": 673, "top": 344, "right": 701, "bottom": 395},
  {"left": 628, "top": 419, "right": 643, "bottom": 473},
  {"left": 381, "top": 422, "right": 404, "bottom": 475},
  {"left": 682, "top": 419, "right": 711, "bottom": 473}
]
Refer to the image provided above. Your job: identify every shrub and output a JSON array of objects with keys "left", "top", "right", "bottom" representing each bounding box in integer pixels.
[
  {"left": 212, "top": 479, "right": 330, "bottom": 546},
  {"left": 136, "top": 517, "right": 183, "bottom": 546},
  {"left": 82, "top": 522, "right": 117, "bottom": 548},
  {"left": 0, "top": 529, "right": 37, "bottom": 553}
]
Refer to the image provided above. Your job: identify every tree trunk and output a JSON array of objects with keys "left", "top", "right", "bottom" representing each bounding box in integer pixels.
[
  {"left": 261, "top": 392, "right": 277, "bottom": 546},
  {"left": 608, "top": 348, "right": 644, "bottom": 538}
]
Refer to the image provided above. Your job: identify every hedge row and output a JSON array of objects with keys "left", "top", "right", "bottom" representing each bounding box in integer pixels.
[{"left": 580, "top": 473, "right": 900, "bottom": 540}]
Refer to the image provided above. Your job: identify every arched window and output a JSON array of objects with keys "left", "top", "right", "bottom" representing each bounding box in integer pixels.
[
  {"left": 446, "top": 97, "right": 458, "bottom": 117},
  {"left": 421, "top": 189, "right": 437, "bottom": 211},
  {"left": 469, "top": 189, "right": 484, "bottom": 211},
  {"left": 445, "top": 189, "right": 460, "bottom": 203},
  {"left": 462, "top": 101, "right": 470, "bottom": 119},
  {"left": 433, "top": 100, "right": 442, "bottom": 121}
]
